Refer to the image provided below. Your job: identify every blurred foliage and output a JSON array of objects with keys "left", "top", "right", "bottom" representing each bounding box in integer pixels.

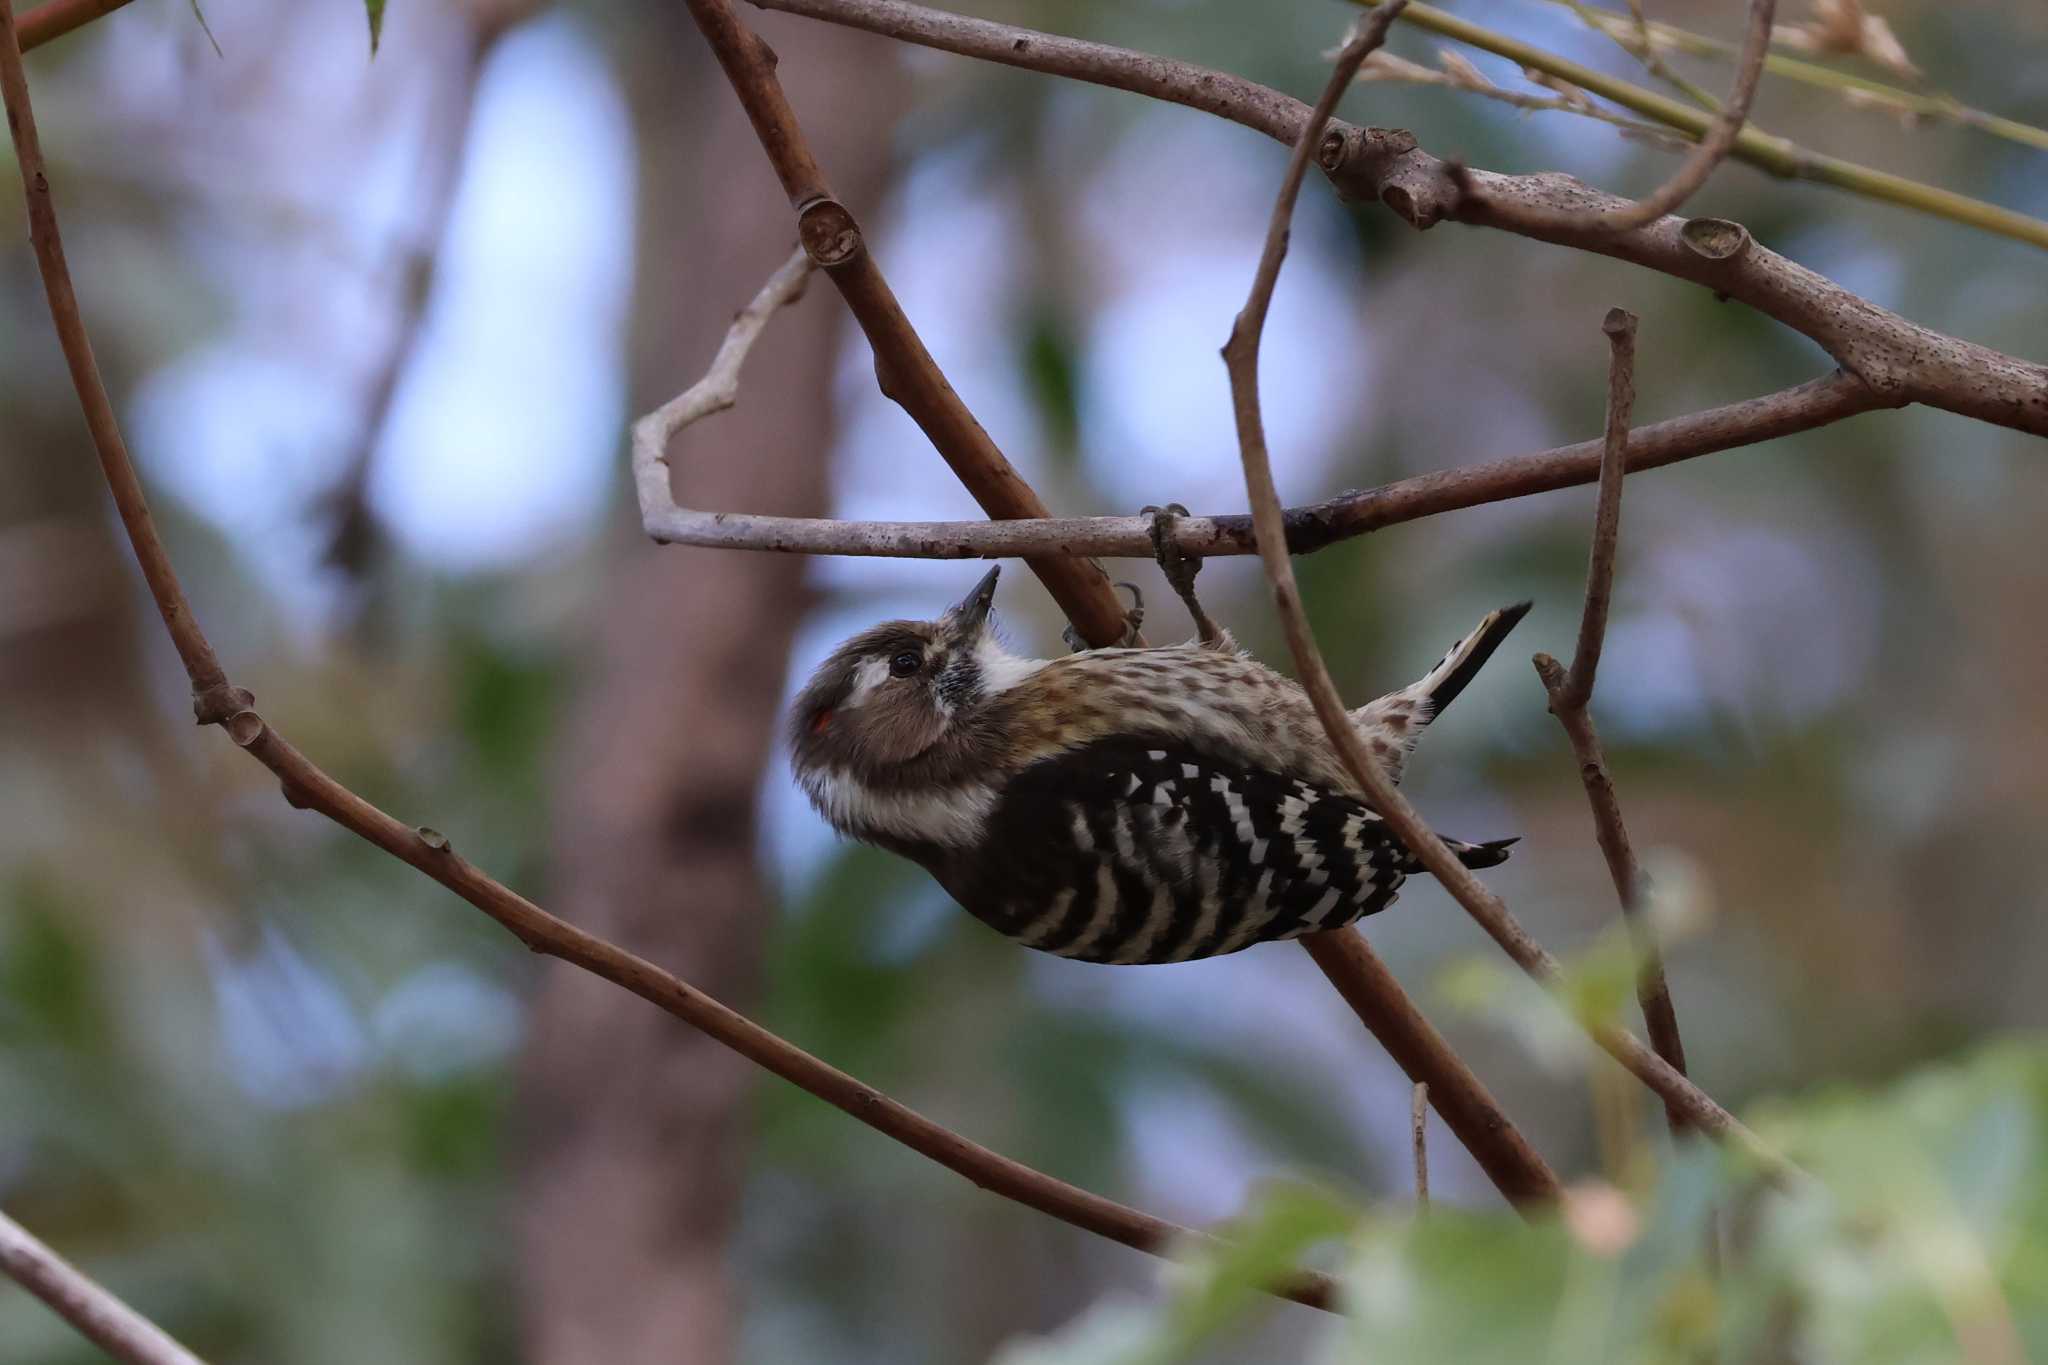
[{"left": 1000, "top": 1042, "right": 2048, "bottom": 1364}]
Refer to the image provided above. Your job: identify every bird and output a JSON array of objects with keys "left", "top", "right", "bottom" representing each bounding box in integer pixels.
[{"left": 788, "top": 559, "right": 1528, "bottom": 965}]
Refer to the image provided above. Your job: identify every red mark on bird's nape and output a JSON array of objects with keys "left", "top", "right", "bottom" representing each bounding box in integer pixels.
[{"left": 812, "top": 708, "right": 834, "bottom": 734}]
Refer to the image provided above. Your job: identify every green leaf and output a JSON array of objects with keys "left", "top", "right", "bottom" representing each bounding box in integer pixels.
[
  {"left": 365, "top": 0, "right": 386, "bottom": 54},
  {"left": 1146, "top": 1182, "right": 1360, "bottom": 1360},
  {"left": 0, "top": 875, "right": 108, "bottom": 1050},
  {"left": 1018, "top": 310, "right": 1082, "bottom": 462},
  {"left": 988, "top": 1183, "right": 1359, "bottom": 1365}
]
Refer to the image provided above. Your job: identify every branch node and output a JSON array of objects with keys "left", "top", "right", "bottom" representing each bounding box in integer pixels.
[
  {"left": 192, "top": 682, "right": 254, "bottom": 726},
  {"left": 224, "top": 709, "right": 264, "bottom": 747},
  {"left": 416, "top": 826, "right": 450, "bottom": 852},
  {"left": 1680, "top": 216, "right": 1753, "bottom": 261},
  {"left": 797, "top": 196, "right": 865, "bottom": 268}
]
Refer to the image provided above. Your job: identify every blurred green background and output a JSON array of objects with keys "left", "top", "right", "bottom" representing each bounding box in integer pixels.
[{"left": 3, "top": 0, "right": 2045, "bottom": 1360}]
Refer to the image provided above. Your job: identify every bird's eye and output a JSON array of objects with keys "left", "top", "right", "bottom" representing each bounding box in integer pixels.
[{"left": 888, "top": 651, "right": 922, "bottom": 678}]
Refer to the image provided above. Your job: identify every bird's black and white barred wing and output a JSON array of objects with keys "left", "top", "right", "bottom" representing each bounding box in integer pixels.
[{"left": 946, "top": 739, "right": 1512, "bottom": 965}]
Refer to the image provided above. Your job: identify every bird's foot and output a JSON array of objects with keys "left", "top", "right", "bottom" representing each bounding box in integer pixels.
[
  {"left": 1063, "top": 580, "right": 1145, "bottom": 652},
  {"left": 1142, "top": 503, "right": 1225, "bottom": 648}
]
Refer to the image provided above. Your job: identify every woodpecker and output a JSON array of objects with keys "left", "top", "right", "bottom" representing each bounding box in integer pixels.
[{"left": 789, "top": 565, "right": 1528, "bottom": 965}]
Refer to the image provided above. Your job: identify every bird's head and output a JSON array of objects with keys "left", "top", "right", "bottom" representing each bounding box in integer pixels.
[{"left": 789, "top": 566, "right": 1037, "bottom": 784}]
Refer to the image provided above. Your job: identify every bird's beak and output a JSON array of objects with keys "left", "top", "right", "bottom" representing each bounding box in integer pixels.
[{"left": 949, "top": 565, "right": 1001, "bottom": 632}]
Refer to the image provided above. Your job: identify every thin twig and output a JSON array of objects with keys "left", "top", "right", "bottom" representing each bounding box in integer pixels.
[
  {"left": 1534, "top": 309, "right": 1691, "bottom": 1133},
  {"left": 17, "top": 0, "right": 133, "bottom": 50},
  {"left": 637, "top": 371, "right": 1882, "bottom": 560},
  {"left": 1567, "top": 0, "right": 1776, "bottom": 233},
  {"left": 1411, "top": 1082, "right": 1429, "bottom": 1208},
  {"left": 1301, "top": 932, "right": 1559, "bottom": 1206},
  {"left": 0, "top": 0, "right": 1340, "bottom": 1314},
  {"left": 0, "top": 0, "right": 233, "bottom": 719},
  {"left": 685, "top": 0, "right": 1565, "bottom": 1212},
  {"left": 1220, "top": 5, "right": 1785, "bottom": 1172},
  {"left": 750, "top": 0, "right": 2048, "bottom": 433},
  {"left": 0, "top": 1210, "right": 207, "bottom": 1365},
  {"left": 1563, "top": 308, "right": 1635, "bottom": 713}
]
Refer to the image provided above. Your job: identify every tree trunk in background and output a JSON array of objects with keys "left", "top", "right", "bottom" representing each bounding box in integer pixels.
[{"left": 513, "top": 15, "right": 898, "bottom": 1364}]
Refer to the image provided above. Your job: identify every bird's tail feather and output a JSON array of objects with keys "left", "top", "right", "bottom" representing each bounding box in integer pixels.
[
  {"left": 1451, "top": 835, "right": 1518, "bottom": 870},
  {"left": 1413, "top": 600, "right": 1532, "bottom": 723}
]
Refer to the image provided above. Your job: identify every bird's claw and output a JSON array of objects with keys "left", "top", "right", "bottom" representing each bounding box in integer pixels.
[
  {"left": 1064, "top": 581, "right": 1145, "bottom": 652},
  {"left": 1142, "top": 503, "right": 1225, "bottom": 648}
]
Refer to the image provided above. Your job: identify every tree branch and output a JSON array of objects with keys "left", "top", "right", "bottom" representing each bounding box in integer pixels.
[
  {"left": 1300, "top": 931, "right": 1558, "bottom": 1206},
  {"left": 0, "top": 1210, "right": 207, "bottom": 1365},
  {"left": 1562, "top": 309, "right": 1636, "bottom": 714},
  {"left": 1533, "top": 310, "right": 1691, "bottom": 1135},
  {"left": 0, "top": 0, "right": 1340, "bottom": 1314},
  {"left": 17, "top": 0, "right": 133, "bottom": 50},
  {"left": 751, "top": 0, "right": 2048, "bottom": 437},
  {"left": 1220, "top": 6, "right": 1783, "bottom": 1172}
]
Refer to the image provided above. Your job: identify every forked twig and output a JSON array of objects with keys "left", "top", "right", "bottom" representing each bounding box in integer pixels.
[
  {"left": 0, "top": 0, "right": 1339, "bottom": 1315},
  {"left": 1534, "top": 309, "right": 1691, "bottom": 1133},
  {"left": 631, "top": 245, "right": 815, "bottom": 522},
  {"left": 0, "top": 1210, "right": 207, "bottom": 1365},
  {"left": 1221, "top": 4, "right": 1784, "bottom": 1174}
]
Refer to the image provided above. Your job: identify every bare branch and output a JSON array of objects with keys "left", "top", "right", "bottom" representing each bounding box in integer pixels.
[
  {"left": 0, "top": 0, "right": 233, "bottom": 721},
  {"left": 1220, "top": 4, "right": 1783, "bottom": 1170},
  {"left": 638, "top": 371, "right": 1880, "bottom": 560},
  {"left": 0, "top": 1211, "right": 207, "bottom": 1365},
  {"left": 0, "top": 0, "right": 1341, "bottom": 1314},
  {"left": 1562, "top": 308, "right": 1636, "bottom": 713},
  {"left": 1411, "top": 1082, "right": 1430, "bottom": 1208},
  {"left": 754, "top": 0, "right": 2048, "bottom": 436},
  {"left": 17, "top": 0, "right": 134, "bottom": 50},
  {"left": 1533, "top": 310, "right": 1691, "bottom": 1134}
]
